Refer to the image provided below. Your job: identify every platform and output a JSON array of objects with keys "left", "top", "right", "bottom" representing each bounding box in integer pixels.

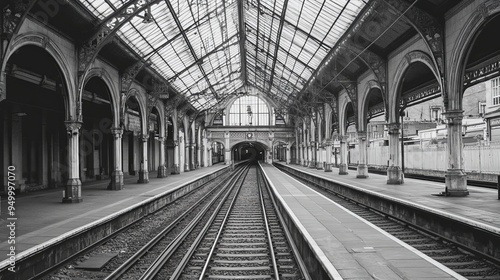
[
  {"left": 260, "top": 162, "right": 466, "bottom": 280},
  {"left": 278, "top": 163, "right": 500, "bottom": 233},
  {"left": 0, "top": 164, "right": 228, "bottom": 267}
]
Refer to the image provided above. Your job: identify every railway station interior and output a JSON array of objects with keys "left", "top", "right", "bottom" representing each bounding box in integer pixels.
[{"left": 1, "top": 0, "right": 500, "bottom": 279}]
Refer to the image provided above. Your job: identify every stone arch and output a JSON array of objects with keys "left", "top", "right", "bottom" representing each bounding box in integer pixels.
[
  {"left": 359, "top": 80, "right": 384, "bottom": 131},
  {"left": 123, "top": 88, "right": 147, "bottom": 135},
  {"left": 83, "top": 67, "right": 120, "bottom": 127},
  {"left": 2, "top": 32, "right": 76, "bottom": 120},
  {"left": 338, "top": 92, "right": 352, "bottom": 135},
  {"left": 389, "top": 50, "right": 441, "bottom": 123},
  {"left": 148, "top": 101, "right": 166, "bottom": 138},
  {"left": 448, "top": 0, "right": 500, "bottom": 110},
  {"left": 229, "top": 139, "right": 270, "bottom": 151}
]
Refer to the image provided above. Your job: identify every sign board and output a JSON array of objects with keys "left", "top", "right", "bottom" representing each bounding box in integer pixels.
[
  {"left": 333, "top": 140, "right": 340, "bottom": 148},
  {"left": 127, "top": 113, "right": 141, "bottom": 133}
]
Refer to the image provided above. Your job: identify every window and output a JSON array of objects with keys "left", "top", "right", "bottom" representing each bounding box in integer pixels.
[
  {"left": 492, "top": 77, "right": 500, "bottom": 106},
  {"left": 478, "top": 102, "right": 486, "bottom": 116},
  {"left": 430, "top": 106, "right": 442, "bottom": 121},
  {"left": 228, "top": 96, "right": 269, "bottom": 126}
]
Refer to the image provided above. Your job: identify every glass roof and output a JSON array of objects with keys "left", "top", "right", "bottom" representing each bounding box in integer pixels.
[{"left": 78, "top": 0, "right": 367, "bottom": 111}]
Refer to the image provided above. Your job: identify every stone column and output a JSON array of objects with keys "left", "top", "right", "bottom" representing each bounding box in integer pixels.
[
  {"left": 184, "top": 139, "right": 190, "bottom": 172},
  {"left": 286, "top": 145, "right": 291, "bottom": 164},
  {"left": 339, "top": 135, "right": 349, "bottom": 175},
  {"left": 157, "top": 137, "right": 168, "bottom": 178},
  {"left": 109, "top": 127, "right": 124, "bottom": 190},
  {"left": 225, "top": 132, "right": 231, "bottom": 165},
  {"left": 138, "top": 134, "right": 149, "bottom": 183},
  {"left": 63, "top": 120, "right": 83, "bottom": 203},
  {"left": 173, "top": 139, "right": 180, "bottom": 174},
  {"left": 443, "top": 110, "right": 469, "bottom": 196},
  {"left": 325, "top": 140, "right": 332, "bottom": 172},
  {"left": 208, "top": 144, "right": 213, "bottom": 166},
  {"left": 386, "top": 123, "right": 403, "bottom": 184},
  {"left": 303, "top": 123, "right": 308, "bottom": 166},
  {"left": 356, "top": 131, "right": 369, "bottom": 178},
  {"left": 197, "top": 134, "right": 202, "bottom": 168},
  {"left": 202, "top": 138, "right": 208, "bottom": 167}
]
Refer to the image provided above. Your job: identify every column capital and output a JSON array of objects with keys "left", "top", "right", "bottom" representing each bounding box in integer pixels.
[
  {"left": 173, "top": 139, "right": 179, "bottom": 146},
  {"left": 442, "top": 110, "right": 464, "bottom": 125},
  {"left": 158, "top": 136, "right": 166, "bottom": 142},
  {"left": 140, "top": 134, "right": 149, "bottom": 142},
  {"left": 64, "top": 120, "right": 83, "bottom": 137},
  {"left": 111, "top": 127, "right": 124, "bottom": 139},
  {"left": 386, "top": 123, "right": 400, "bottom": 134}
]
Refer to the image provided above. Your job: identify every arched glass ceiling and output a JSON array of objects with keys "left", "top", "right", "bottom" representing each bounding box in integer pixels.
[{"left": 78, "top": 0, "right": 367, "bottom": 111}]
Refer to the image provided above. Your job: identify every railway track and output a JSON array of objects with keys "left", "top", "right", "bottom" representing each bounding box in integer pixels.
[
  {"left": 168, "top": 165, "right": 309, "bottom": 280},
  {"left": 103, "top": 163, "right": 250, "bottom": 280},
  {"left": 283, "top": 167, "right": 500, "bottom": 280},
  {"left": 107, "top": 163, "right": 310, "bottom": 280}
]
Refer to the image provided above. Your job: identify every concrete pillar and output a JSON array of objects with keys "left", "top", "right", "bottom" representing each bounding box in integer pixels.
[
  {"left": 386, "top": 123, "right": 403, "bottom": 184},
  {"left": 157, "top": 137, "right": 168, "bottom": 178},
  {"left": 109, "top": 127, "right": 124, "bottom": 189},
  {"left": 63, "top": 121, "right": 83, "bottom": 203},
  {"left": 325, "top": 140, "right": 332, "bottom": 172},
  {"left": 138, "top": 134, "right": 149, "bottom": 183},
  {"left": 443, "top": 110, "right": 468, "bottom": 196},
  {"left": 356, "top": 131, "right": 369, "bottom": 178},
  {"left": 339, "top": 135, "right": 349, "bottom": 175}
]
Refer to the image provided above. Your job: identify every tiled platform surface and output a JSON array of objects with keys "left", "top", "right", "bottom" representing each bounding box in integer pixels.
[
  {"left": 260, "top": 163, "right": 467, "bottom": 280},
  {"left": 279, "top": 163, "right": 500, "bottom": 234},
  {"left": 0, "top": 164, "right": 227, "bottom": 264}
]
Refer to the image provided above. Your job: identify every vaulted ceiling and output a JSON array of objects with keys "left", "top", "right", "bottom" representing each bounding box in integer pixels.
[{"left": 20, "top": 0, "right": 459, "bottom": 115}]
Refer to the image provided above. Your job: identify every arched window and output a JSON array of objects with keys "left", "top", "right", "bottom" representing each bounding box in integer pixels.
[{"left": 228, "top": 96, "right": 269, "bottom": 126}]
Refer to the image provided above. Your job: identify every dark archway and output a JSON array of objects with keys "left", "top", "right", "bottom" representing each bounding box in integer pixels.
[
  {"left": 232, "top": 142, "right": 266, "bottom": 162},
  {"left": 81, "top": 76, "right": 114, "bottom": 182},
  {"left": 148, "top": 107, "right": 161, "bottom": 172},
  {"left": 1, "top": 45, "right": 69, "bottom": 191},
  {"left": 123, "top": 96, "right": 142, "bottom": 176}
]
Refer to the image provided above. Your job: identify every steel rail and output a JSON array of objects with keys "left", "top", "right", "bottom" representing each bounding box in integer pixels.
[
  {"left": 102, "top": 167, "right": 240, "bottom": 280},
  {"left": 258, "top": 169, "right": 280, "bottom": 280},
  {"left": 168, "top": 165, "right": 251, "bottom": 280},
  {"left": 257, "top": 165, "right": 313, "bottom": 280}
]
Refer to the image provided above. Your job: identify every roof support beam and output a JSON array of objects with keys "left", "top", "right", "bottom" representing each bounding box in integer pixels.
[
  {"left": 163, "top": 0, "right": 218, "bottom": 100},
  {"left": 267, "top": 0, "right": 289, "bottom": 92},
  {"left": 167, "top": 35, "right": 239, "bottom": 84},
  {"left": 237, "top": 0, "right": 247, "bottom": 85}
]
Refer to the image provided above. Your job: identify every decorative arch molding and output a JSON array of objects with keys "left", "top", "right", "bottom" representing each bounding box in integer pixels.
[
  {"left": 122, "top": 88, "right": 147, "bottom": 134},
  {"left": 338, "top": 91, "right": 351, "bottom": 135},
  {"left": 389, "top": 50, "right": 441, "bottom": 123},
  {"left": 83, "top": 67, "right": 120, "bottom": 127},
  {"left": 148, "top": 101, "right": 166, "bottom": 138},
  {"left": 359, "top": 80, "right": 385, "bottom": 130},
  {"left": 1, "top": 32, "right": 76, "bottom": 120},
  {"left": 448, "top": 0, "right": 500, "bottom": 110},
  {"left": 229, "top": 140, "right": 270, "bottom": 151}
]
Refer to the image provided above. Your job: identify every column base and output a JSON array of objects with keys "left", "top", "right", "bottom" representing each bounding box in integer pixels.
[
  {"left": 157, "top": 165, "right": 168, "bottom": 178},
  {"left": 316, "top": 163, "right": 323, "bottom": 170},
  {"left": 387, "top": 166, "right": 404, "bottom": 184},
  {"left": 303, "top": 161, "right": 308, "bottom": 167},
  {"left": 173, "top": 164, "right": 180, "bottom": 174},
  {"left": 356, "top": 164, "right": 369, "bottom": 179},
  {"left": 108, "top": 170, "right": 124, "bottom": 190},
  {"left": 339, "top": 164, "right": 348, "bottom": 175},
  {"left": 62, "top": 178, "right": 82, "bottom": 203},
  {"left": 308, "top": 161, "right": 316, "bottom": 169},
  {"left": 444, "top": 169, "right": 469, "bottom": 196},
  {"left": 184, "top": 163, "right": 190, "bottom": 172},
  {"left": 138, "top": 170, "right": 149, "bottom": 184},
  {"left": 324, "top": 163, "right": 332, "bottom": 172}
]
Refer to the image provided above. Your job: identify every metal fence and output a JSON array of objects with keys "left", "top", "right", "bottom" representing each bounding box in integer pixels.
[{"left": 349, "top": 141, "right": 500, "bottom": 174}]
